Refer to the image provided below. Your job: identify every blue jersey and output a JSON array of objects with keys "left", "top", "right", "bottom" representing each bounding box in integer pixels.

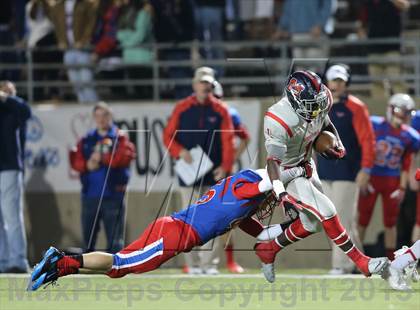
[
  {"left": 411, "top": 110, "right": 420, "bottom": 133},
  {"left": 371, "top": 116, "right": 420, "bottom": 177},
  {"left": 172, "top": 169, "right": 266, "bottom": 244}
]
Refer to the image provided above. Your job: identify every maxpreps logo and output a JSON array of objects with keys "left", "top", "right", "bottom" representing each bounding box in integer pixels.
[{"left": 287, "top": 78, "right": 305, "bottom": 99}]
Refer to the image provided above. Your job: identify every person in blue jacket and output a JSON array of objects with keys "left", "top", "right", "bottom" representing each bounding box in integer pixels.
[{"left": 0, "top": 80, "right": 31, "bottom": 273}]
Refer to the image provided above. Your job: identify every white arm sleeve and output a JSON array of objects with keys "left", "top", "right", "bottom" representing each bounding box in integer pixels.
[{"left": 264, "top": 114, "right": 289, "bottom": 160}]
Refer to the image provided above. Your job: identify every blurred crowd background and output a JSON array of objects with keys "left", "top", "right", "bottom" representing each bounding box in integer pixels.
[{"left": 0, "top": 0, "right": 420, "bottom": 102}]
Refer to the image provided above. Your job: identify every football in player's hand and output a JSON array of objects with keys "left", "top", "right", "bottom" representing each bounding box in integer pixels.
[{"left": 314, "top": 131, "right": 337, "bottom": 154}]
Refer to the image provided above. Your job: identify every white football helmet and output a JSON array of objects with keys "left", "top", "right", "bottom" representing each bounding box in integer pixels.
[{"left": 386, "top": 93, "right": 416, "bottom": 126}]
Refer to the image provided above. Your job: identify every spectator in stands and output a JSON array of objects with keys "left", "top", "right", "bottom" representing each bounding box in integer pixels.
[
  {"left": 163, "top": 67, "right": 235, "bottom": 274},
  {"left": 25, "top": 0, "right": 61, "bottom": 101},
  {"left": 69, "top": 102, "right": 136, "bottom": 253},
  {"left": 358, "top": 0, "right": 410, "bottom": 100},
  {"left": 195, "top": 0, "right": 225, "bottom": 76},
  {"left": 117, "top": 0, "right": 154, "bottom": 98},
  {"left": 43, "top": 0, "right": 99, "bottom": 103},
  {"left": 272, "top": 0, "right": 333, "bottom": 71},
  {"left": 91, "top": 0, "right": 122, "bottom": 63},
  {"left": 239, "top": 0, "right": 275, "bottom": 41},
  {"left": 213, "top": 79, "right": 250, "bottom": 273},
  {"left": 150, "top": 0, "right": 195, "bottom": 99},
  {"left": 317, "top": 64, "right": 375, "bottom": 274},
  {"left": 358, "top": 94, "right": 420, "bottom": 261},
  {"left": 0, "top": 81, "right": 31, "bottom": 273},
  {"left": 91, "top": 0, "right": 124, "bottom": 98}
]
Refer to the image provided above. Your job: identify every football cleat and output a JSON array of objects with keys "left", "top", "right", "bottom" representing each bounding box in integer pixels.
[
  {"left": 27, "top": 247, "right": 64, "bottom": 291},
  {"left": 404, "top": 261, "right": 419, "bottom": 283},
  {"left": 387, "top": 265, "right": 411, "bottom": 291},
  {"left": 367, "top": 257, "right": 389, "bottom": 276},
  {"left": 261, "top": 263, "right": 275, "bottom": 283},
  {"left": 394, "top": 246, "right": 420, "bottom": 283}
]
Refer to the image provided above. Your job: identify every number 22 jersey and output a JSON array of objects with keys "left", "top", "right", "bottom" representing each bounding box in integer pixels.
[{"left": 370, "top": 116, "right": 420, "bottom": 177}]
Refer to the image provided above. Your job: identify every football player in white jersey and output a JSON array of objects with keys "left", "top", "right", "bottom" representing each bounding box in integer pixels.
[{"left": 253, "top": 70, "right": 389, "bottom": 282}]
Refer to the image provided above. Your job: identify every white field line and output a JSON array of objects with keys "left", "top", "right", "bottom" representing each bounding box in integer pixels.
[{"left": 0, "top": 273, "right": 378, "bottom": 280}]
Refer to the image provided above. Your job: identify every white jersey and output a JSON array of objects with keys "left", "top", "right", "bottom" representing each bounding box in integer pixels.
[{"left": 264, "top": 96, "right": 329, "bottom": 167}]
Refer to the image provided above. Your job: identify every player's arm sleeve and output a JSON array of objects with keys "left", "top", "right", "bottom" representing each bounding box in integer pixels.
[
  {"left": 220, "top": 107, "right": 235, "bottom": 173},
  {"left": 162, "top": 103, "right": 186, "bottom": 159},
  {"left": 264, "top": 115, "right": 288, "bottom": 162},
  {"left": 102, "top": 133, "right": 136, "bottom": 168},
  {"left": 232, "top": 181, "right": 263, "bottom": 199},
  {"left": 69, "top": 139, "right": 87, "bottom": 173},
  {"left": 238, "top": 216, "right": 264, "bottom": 237},
  {"left": 350, "top": 103, "right": 376, "bottom": 170}
]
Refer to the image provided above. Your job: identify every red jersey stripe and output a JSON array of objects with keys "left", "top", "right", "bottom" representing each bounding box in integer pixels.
[{"left": 265, "top": 112, "right": 293, "bottom": 138}]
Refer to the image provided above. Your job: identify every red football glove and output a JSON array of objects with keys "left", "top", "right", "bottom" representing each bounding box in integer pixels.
[
  {"left": 277, "top": 192, "right": 302, "bottom": 220},
  {"left": 320, "top": 145, "right": 346, "bottom": 160},
  {"left": 416, "top": 168, "right": 420, "bottom": 181},
  {"left": 300, "top": 161, "right": 313, "bottom": 179}
]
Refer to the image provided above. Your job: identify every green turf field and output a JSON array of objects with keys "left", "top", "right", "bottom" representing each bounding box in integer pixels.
[{"left": 1, "top": 270, "right": 419, "bottom": 310}]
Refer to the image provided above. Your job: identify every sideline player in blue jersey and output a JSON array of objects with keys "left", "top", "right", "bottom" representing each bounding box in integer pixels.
[
  {"left": 411, "top": 110, "right": 420, "bottom": 241},
  {"left": 358, "top": 94, "right": 420, "bottom": 260},
  {"left": 28, "top": 166, "right": 309, "bottom": 290}
]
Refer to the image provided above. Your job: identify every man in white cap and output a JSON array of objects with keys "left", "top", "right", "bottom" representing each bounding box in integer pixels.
[
  {"left": 163, "top": 66, "right": 235, "bottom": 275},
  {"left": 317, "top": 64, "right": 376, "bottom": 274}
]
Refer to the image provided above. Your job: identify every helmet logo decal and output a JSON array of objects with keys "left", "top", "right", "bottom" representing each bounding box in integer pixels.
[{"left": 287, "top": 78, "right": 305, "bottom": 99}]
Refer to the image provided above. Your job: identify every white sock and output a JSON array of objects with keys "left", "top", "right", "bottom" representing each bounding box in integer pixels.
[{"left": 391, "top": 240, "right": 420, "bottom": 270}]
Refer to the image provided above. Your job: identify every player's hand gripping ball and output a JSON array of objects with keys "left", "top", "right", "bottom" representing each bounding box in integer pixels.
[{"left": 314, "top": 131, "right": 346, "bottom": 160}]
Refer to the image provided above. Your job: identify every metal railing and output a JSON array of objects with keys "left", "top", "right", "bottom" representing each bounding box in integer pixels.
[{"left": 1, "top": 37, "right": 419, "bottom": 103}]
